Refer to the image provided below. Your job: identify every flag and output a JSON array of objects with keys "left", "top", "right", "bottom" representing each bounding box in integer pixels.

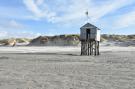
[{"left": 85, "top": 11, "right": 88, "bottom": 16}]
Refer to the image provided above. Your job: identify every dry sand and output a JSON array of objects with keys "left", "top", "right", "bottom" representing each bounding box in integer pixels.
[{"left": 0, "top": 46, "right": 135, "bottom": 89}]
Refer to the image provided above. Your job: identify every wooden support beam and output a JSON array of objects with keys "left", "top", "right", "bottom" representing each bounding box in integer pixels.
[
  {"left": 90, "top": 41, "right": 91, "bottom": 55},
  {"left": 92, "top": 42, "right": 93, "bottom": 55},
  {"left": 88, "top": 42, "right": 89, "bottom": 55},
  {"left": 95, "top": 41, "right": 96, "bottom": 56},
  {"left": 81, "top": 41, "right": 84, "bottom": 55},
  {"left": 98, "top": 41, "right": 99, "bottom": 55}
]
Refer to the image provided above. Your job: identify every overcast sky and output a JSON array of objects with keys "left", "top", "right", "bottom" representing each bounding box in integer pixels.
[{"left": 0, "top": 0, "right": 135, "bottom": 38}]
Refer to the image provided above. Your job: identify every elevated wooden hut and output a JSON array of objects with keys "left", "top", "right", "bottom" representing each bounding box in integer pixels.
[{"left": 80, "top": 23, "right": 100, "bottom": 56}]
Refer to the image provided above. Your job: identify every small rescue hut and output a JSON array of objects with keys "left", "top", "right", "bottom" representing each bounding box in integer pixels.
[{"left": 80, "top": 23, "right": 100, "bottom": 56}]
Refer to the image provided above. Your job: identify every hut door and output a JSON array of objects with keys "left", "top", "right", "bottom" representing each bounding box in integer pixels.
[{"left": 87, "top": 29, "right": 90, "bottom": 40}]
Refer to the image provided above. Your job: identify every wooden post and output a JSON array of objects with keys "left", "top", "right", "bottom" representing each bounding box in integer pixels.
[
  {"left": 88, "top": 42, "right": 90, "bottom": 55},
  {"left": 90, "top": 41, "right": 91, "bottom": 55},
  {"left": 92, "top": 41, "right": 93, "bottom": 55},
  {"left": 95, "top": 41, "right": 96, "bottom": 56},
  {"left": 87, "top": 41, "right": 88, "bottom": 55},
  {"left": 81, "top": 41, "right": 82, "bottom": 55},
  {"left": 97, "top": 41, "right": 99, "bottom": 55}
]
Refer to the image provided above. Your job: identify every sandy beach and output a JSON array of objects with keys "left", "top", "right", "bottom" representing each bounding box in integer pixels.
[{"left": 0, "top": 46, "right": 134, "bottom": 89}]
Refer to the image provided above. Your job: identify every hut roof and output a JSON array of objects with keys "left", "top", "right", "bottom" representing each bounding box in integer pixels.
[{"left": 80, "top": 23, "right": 100, "bottom": 30}]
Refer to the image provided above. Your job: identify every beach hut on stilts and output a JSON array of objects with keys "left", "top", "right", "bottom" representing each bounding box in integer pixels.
[{"left": 80, "top": 11, "right": 101, "bottom": 56}]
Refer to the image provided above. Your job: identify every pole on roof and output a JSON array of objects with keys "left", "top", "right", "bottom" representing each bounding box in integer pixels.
[{"left": 85, "top": 11, "right": 89, "bottom": 23}]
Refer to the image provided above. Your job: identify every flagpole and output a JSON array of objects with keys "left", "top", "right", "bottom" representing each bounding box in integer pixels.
[{"left": 85, "top": 11, "right": 89, "bottom": 23}]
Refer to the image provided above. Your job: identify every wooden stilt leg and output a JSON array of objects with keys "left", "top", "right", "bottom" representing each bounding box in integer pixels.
[
  {"left": 81, "top": 42, "right": 82, "bottom": 55},
  {"left": 91, "top": 42, "right": 93, "bottom": 55},
  {"left": 84, "top": 42, "right": 86, "bottom": 55},
  {"left": 88, "top": 42, "right": 89, "bottom": 55},
  {"left": 90, "top": 41, "right": 91, "bottom": 55},
  {"left": 87, "top": 42, "right": 88, "bottom": 55},
  {"left": 89, "top": 42, "right": 90, "bottom": 55},
  {"left": 86, "top": 42, "right": 87, "bottom": 55},
  {"left": 95, "top": 41, "right": 96, "bottom": 56},
  {"left": 98, "top": 41, "right": 99, "bottom": 55}
]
